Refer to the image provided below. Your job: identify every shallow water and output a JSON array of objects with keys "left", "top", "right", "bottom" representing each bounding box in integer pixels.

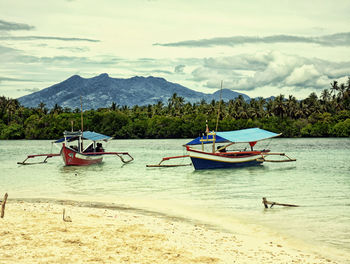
[{"left": 1, "top": 138, "right": 349, "bottom": 253}]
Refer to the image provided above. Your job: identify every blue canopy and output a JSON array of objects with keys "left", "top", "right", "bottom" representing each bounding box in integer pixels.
[
  {"left": 186, "top": 134, "right": 228, "bottom": 145},
  {"left": 54, "top": 131, "right": 111, "bottom": 143},
  {"left": 82, "top": 131, "right": 111, "bottom": 141},
  {"left": 186, "top": 128, "right": 280, "bottom": 145}
]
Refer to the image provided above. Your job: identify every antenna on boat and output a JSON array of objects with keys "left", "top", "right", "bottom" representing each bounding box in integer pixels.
[
  {"left": 215, "top": 80, "right": 223, "bottom": 132},
  {"left": 212, "top": 80, "right": 223, "bottom": 153},
  {"left": 80, "top": 96, "right": 84, "bottom": 151},
  {"left": 80, "top": 96, "right": 83, "bottom": 133}
]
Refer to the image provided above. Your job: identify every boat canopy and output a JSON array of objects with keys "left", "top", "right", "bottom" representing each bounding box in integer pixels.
[
  {"left": 54, "top": 131, "right": 111, "bottom": 143},
  {"left": 186, "top": 128, "right": 280, "bottom": 145},
  {"left": 82, "top": 131, "right": 111, "bottom": 141},
  {"left": 186, "top": 134, "right": 228, "bottom": 145}
]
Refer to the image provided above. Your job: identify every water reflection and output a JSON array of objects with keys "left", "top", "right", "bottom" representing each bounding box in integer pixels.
[{"left": 60, "top": 163, "right": 104, "bottom": 174}]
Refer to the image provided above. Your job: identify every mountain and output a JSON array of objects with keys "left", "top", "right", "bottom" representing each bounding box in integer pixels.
[{"left": 18, "top": 73, "right": 250, "bottom": 109}]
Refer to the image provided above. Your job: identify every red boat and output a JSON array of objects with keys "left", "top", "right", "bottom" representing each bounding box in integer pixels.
[{"left": 18, "top": 130, "right": 133, "bottom": 166}]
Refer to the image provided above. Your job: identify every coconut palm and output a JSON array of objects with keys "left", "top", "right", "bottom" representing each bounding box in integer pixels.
[
  {"left": 330, "top": 81, "right": 339, "bottom": 99},
  {"left": 285, "top": 95, "right": 298, "bottom": 119},
  {"left": 272, "top": 94, "right": 286, "bottom": 118}
]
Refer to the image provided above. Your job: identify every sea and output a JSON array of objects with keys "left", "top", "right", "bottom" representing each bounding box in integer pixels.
[{"left": 1, "top": 138, "right": 350, "bottom": 258}]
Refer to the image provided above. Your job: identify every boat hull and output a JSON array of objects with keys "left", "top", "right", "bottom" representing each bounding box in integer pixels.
[
  {"left": 61, "top": 145, "right": 103, "bottom": 166},
  {"left": 188, "top": 149, "right": 263, "bottom": 170}
]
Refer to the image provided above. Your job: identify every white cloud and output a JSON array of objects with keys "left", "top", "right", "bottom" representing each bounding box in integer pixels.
[
  {"left": 285, "top": 65, "right": 320, "bottom": 86},
  {"left": 0, "top": 1, "right": 349, "bottom": 99},
  {"left": 189, "top": 51, "right": 349, "bottom": 97},
  {"left": 154, "top": 32, "right": 350, "bottom": 48}
]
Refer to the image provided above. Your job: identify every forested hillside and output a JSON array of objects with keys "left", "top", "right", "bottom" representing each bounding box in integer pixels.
[{"left": 1, "top": 78, "right": 349, "bottom": 139}]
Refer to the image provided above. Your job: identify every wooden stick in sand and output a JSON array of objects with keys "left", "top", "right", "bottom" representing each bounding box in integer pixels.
[
  {"left": 262, "top": 197, "right": 299, "bottom": 208},
  {"left": 1, "top": 193, "right": 8, "bottom": 218},
  {"left": 62, "top": 208, "right": 72, "bottom": 222}
]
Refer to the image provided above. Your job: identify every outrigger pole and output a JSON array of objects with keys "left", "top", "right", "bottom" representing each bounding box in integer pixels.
[
  {"left": 17, "top": 153, "right": 61, "bottom": 165},
  {"left": 146, "top": 155, "right": 191, "bottom": 167},
  {"left": 257, "top": 152, "right": 296, "bottom": 162}
]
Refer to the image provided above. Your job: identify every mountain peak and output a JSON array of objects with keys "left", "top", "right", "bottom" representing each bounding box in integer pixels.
[
  {"left": 18, "top": 74, "right": 250, "bottom": 109},
  {"left": 96, "top": 73, "right": 109, "bottom": 79},
  {"left": 67, "top": 74, "right": 83, "bottom": 80}
]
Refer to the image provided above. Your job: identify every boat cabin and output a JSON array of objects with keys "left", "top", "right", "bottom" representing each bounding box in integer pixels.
[{"left": 59, "top": 130, "right": 109, "bottom": 153}]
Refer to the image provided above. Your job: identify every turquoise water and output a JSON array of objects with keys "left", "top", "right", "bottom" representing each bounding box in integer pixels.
[{"left": 1, "top": 138, "right": 350, "bottom": 254}]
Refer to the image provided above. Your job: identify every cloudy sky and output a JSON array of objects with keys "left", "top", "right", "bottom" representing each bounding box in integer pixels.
[{"left": 1, "top": 0, "right": 350, "bottom": 99}]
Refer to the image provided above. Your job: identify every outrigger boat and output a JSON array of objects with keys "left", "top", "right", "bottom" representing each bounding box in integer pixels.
[
  {"left": 18, "top": 130, "right": 134, "bottom": 166},
  {"left": 186, "top": 128, "right": 295, "bottom": 170},
  {"left": 147, "top": 127, "right": 295, "bottom": 170}
]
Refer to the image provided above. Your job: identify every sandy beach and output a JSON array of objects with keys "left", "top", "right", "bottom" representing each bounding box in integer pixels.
[{"left": 0, "top": 201, "right": 347, "bottom": 264}]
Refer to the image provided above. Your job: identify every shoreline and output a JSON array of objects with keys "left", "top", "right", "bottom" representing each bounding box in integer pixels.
[{"left": 1, "top": 200, "right": 348, "bottom": 263}]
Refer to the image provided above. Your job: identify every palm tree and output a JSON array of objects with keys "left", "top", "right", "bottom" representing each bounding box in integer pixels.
[
  {"left": 174, "top": 96, "right": 185, "bottom": 116},
  {"left": 110, "top": 102, "right": 118, "bottom": 111},
  {"left": 304, "top": 92, "right": 320, "bottom": 115},
  {"left": 153, "top": 101, "right": 164, "bottom": 116},
  {"left": 272, "top": 94, "right": 286, "bottom": 118},
  {"left": 183, "top": 102, "right": 194, "bottom": 115},
  {"left": 338, "top": 83, "right": 346, "bottom": 100},
  {"left": 286, "top": 95, "right": 298, "bottom": 118},
  {"left": 6, "top": 99, "right": 20, "bottom": 123},
  {"left": 330, "top": 81, "right": 339, "bottom": 99},
  {"left": 321, "top": 89, "right": 331, "bottom": 102},
  {"left": 51, "top": 104, "right": 63, "bottom": 115},
  {"left": 265, "top": 100, "right": 274, "bottom": 117},
  {"left": 38, "top": 102, "right": 46, "bottom": 113},
  {"left": 256, "top": 97, "right": 266, "bottom": 118},
  {"left": 294, "top": 102, "right": 305, "bottom": 118},
  {"left": 248, "top": 98, "right": 262, "bottom": 119}
]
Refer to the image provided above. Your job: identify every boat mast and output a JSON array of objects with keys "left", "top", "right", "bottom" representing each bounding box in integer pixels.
[
  {"left": 213, "top": 80, "right": 223, "bottom": 153},
  {"left": 215, "top": 80, "right": 223, "bottom": 132},
  {"left": 80, "top": 96, "right": 83, "bottom": 151}
]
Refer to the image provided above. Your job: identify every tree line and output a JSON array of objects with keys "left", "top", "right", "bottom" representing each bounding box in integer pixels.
[{"left": 1, "top": 78, "right": 350, "bottom": 139}]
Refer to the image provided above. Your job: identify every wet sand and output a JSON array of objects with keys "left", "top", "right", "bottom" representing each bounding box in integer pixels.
[{"left": 0, "top": 201, "right": 346, "bottom": 263}]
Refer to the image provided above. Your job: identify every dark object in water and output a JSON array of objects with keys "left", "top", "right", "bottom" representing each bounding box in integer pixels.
[{"left": 262, "top": 197, "right": 299, "bottom": 208}]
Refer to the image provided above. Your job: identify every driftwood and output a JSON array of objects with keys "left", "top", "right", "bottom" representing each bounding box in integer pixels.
[
  {"left": 62, "top": 208, "right": 72, "bottom": 222},
  {"left": 262, "top": 197, "right": 299, "bottom": 208},
  {"left": 1, "top": 193, "right": 8, "bottom": 218}
]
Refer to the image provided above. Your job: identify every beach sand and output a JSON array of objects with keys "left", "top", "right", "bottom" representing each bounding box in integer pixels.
[{"left": 0, "top": 201, "right": 347, "bottom": 264}]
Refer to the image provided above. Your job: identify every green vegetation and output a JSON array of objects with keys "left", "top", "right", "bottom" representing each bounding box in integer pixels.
[{"left": 1, "top": 78, "right": 350, "bottom": 139}]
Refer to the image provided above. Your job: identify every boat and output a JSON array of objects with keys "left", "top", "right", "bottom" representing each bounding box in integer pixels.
[
  {"left": 186, "top": 127, "right": 295, "bottom": 170},
  {"left": 18, "top": 130, "right": 134, "bottom": 166},
  {"left": 147, "top": 82, "right": 295, "bottom": 170},
  {"left": 147, "top": 127, "right": 295, "bottom": 170}
]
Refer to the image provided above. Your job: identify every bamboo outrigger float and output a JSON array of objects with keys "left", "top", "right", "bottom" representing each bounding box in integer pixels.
[{"left": 17, "top": 153, "right": 61, "bottom": 165}]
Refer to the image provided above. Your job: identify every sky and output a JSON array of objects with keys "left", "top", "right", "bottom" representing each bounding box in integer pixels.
[{"left": 1, "top": 0, "right": 350, "bottom": 100}]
